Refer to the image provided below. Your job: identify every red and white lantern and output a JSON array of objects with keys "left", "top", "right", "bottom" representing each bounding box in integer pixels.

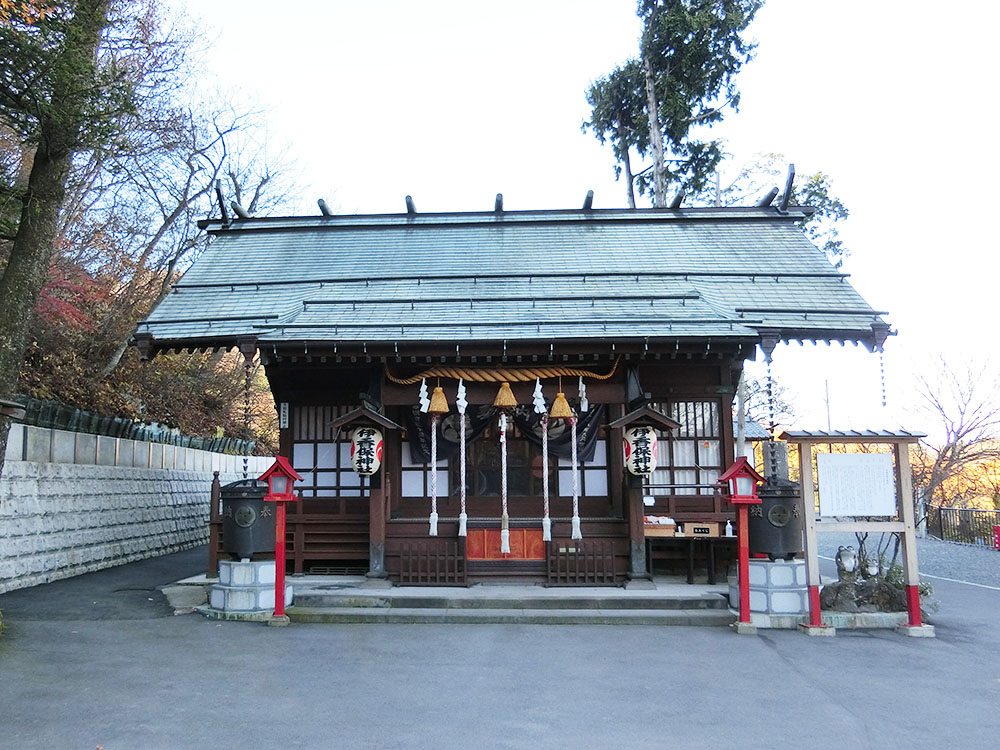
[
  {"left": 350, "top": 426, "right": 384, "bottom": 476},
  {"left": 624, "top": 425, "right": 658, "bottom": 476}
]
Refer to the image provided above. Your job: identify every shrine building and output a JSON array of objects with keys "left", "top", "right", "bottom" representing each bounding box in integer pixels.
[{"left": 134, "top": 201, "right": 889, "bottom": 586}]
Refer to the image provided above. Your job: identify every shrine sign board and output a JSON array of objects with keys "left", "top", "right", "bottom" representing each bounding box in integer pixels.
[
  {"left": 779, "top": 429, "right": 931, "bottom": 635},
  {"left": 816, "top": 454, "right": 895, "bottom": 517}
]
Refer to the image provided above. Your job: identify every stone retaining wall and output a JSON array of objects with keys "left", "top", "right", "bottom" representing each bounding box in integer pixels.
[{"left": 1, "top": 424, "right": 271, "bottom": 594}]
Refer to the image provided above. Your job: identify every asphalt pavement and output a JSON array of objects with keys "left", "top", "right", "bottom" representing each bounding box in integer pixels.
[{"left": 1, "top": 545, "right": 999, "bottom": 749}]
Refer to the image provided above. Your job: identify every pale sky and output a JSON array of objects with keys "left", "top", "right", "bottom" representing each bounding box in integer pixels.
[{"left": 174, "top": 0, "right": 999, "bottom": 439}]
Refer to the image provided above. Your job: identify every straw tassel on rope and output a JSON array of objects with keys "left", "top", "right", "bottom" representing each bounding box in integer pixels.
[
  {"left": 429, "top": 414, "right": 439, "bottom": 536},
  {"left": 541, "top": 415, "right": 551, "bottom": 541},
  {"left": 533, "top": 378, "right": 551, "bottom": 541},
  {"left": 456, "top": 379, "right": 468, "bottom": 537},
  {"left": 549, "top": 380, "right": 581, "bottom": 540},
  {"left": 427, "top": 384, "right": 449, "bottom": 537},
  {"left": 570, "top": 415, "right": 582, "bottom": 540},
  {"left": 499, "top": 411, "right": 510, "bottom": 554}
]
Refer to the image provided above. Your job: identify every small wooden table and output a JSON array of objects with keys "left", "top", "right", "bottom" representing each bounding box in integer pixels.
[{"left": 645, "top": 535, "right": 737, "bottom": 584}]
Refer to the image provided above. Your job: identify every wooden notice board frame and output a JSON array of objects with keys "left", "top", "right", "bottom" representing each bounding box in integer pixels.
[{"left": 778, "top": 430, "right": 929, "bottom": 634}]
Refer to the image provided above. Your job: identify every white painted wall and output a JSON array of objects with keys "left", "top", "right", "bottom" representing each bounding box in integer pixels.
[{"left": 0, "top": 423, "right": 271, "bottom": 594}]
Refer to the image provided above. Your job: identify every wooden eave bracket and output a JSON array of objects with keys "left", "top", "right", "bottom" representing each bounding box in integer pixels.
[
  {"left": 237, "top": 336, "right": 258, "bottom": 364},
  {"left": 867, "top": 321, "right": 892, "bottom": 352},
  {"left": 607, "top": 405, "right": 680, "bottom": 432},
  {"left": 757, "top": 328, "right": 781, "bottom": 363},
  {"left": 132, "top": 332, "right": 155, "bottom": 361},
  {"left": 329, "top": 406, "right": 403, "bottom": 435}
]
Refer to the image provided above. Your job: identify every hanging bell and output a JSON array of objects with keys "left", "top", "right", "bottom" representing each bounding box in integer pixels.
[
  {"left": 493, "top": 381, "right": 517, "bottom": 408},
  {"left": 428, "top": 385, "right": 449, "bottom": 415},
  {"left": 549, "top": 391, "right": 573, "bottom": 419}
]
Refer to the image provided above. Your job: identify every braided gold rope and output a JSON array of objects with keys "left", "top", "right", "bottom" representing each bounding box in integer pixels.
[{"left": 384, "top": 355, "right": 622, "bottom": 385}]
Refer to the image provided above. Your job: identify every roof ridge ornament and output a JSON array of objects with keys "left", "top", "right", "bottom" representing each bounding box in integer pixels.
[
  {"left": 214, "top": 179, "right": 230, "bottom": 226},
  {"left": 778, "top": 163, "right": 796, "bottom": 213}
]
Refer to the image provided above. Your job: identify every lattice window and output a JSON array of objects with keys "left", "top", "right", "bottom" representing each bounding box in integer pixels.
[
  {"left": 648, "top": 401, "right": 722, "bottom": 496},
  {"left": 292, "top": 441, "right": 365, "bottom": 497},
  {"left": 290, "top": 405, "right": 367, "bottom": 498}
]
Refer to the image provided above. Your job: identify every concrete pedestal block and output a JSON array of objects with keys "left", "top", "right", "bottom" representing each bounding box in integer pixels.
[
  {"left": 209, "top": 560, "right": 291, "bottom": 614},
  {"left": 896, "top": 624, "right": 936, "bottom": 638},
  {"left": 798, "top": 623, "right": 836, "bottom": 636},
  {"left": 209, "top": 581, "right": 292, "bottom": 611},
  {"left": 729, "top": 559, "right": 808, "bottom": 615},
  {"left": 218, "top": 559, "right": 276, "bottom": 587}
]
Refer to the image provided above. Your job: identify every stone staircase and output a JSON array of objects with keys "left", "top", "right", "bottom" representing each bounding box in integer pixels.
[{"left": 286, "top": 587, "right": 736, "bottom": 626}]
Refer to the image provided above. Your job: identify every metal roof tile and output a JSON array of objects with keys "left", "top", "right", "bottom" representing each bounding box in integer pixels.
[{"left": 141, "top": 208, "right": 888, "bottom": 349}]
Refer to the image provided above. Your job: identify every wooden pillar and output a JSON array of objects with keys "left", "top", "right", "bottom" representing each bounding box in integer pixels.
[
  {"left": 368, "top": 474, "right": 388, "bottom": 579},
  {"left": 626, "top": 478, "right": 650, "bottom": 581},
  {"left": 797, "top": 441, "right": 827, "bottom": 630},
  {"left": 207, "top": 471, "right": 221, "bottom": 577},
  {"left": 894, "top": 441, "right": 922, "bottom": 627}
]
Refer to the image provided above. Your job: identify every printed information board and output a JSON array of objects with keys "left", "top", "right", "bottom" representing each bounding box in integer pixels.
[{"left": 816, "top": 453, "right": 896, "bottom": 517}]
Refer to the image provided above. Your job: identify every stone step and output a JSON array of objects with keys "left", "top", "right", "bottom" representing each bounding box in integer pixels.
[
  {"left": 291, "top": 592, "right": 730, "bottom": 611},
  {"left": 286, "top": 606, "right": 737, "bottom": 626}
]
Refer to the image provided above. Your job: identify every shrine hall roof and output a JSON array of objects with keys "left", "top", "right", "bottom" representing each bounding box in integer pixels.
[{"left": 136, "top": 207, "right": 890, "bottom": 356}]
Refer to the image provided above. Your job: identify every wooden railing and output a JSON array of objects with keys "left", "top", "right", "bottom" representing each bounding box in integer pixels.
[
  {"left": 392, "top": 539, "right": 467, "bottom": 585},
  {"left": 547, "top": 538, "right": 622, "bottom": 586}
]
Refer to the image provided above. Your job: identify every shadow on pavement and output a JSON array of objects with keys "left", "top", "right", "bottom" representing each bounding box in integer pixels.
[{"left": 0, "top": 545, "right": 208, "bottom": 621}]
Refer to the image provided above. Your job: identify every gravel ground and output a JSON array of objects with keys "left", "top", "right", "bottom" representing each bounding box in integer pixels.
[{"left": 815, "top": 532, "right": 1000, "bottom": 588}]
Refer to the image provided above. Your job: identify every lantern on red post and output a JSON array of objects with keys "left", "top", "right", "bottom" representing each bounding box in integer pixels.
[
  {"left": 720, "top": 457, "right": 764, "bottom": 505},
  {"left": 719, "top": 457, "right": 764, "bottom": 631},
  {"left": 258, "top": 456, "right": 301, "bottom": 625}
]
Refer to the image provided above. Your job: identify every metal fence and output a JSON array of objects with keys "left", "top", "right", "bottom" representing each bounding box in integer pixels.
[{"left": 926, "top": 504, "right": 1000, "bottom": 546}]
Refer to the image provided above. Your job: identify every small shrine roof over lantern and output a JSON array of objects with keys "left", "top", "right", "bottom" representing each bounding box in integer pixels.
[
  {"left": 258, "top": 456, "right": 303, "bottom": 502},
  {"left": 329, "top": 405, "right": 403, "bottom": 438},
  {"left": 607, "top": 404, "right": 681, "bottom": 432},
  {"left": 719, "top": 457, "right": 765, "bottom": 504}
]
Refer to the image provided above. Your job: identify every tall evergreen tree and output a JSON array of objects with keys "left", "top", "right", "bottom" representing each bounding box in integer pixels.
[{"left": 585, "top": 0, "right": 763, "bottom": 206}]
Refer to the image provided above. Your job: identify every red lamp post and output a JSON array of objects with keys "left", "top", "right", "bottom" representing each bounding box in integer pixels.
[
  {"left": 259, "top": 456, "right": 302, "bottom": 623},
  {"left": 719, "top": 457, "right": 764, "bottom": 628}
]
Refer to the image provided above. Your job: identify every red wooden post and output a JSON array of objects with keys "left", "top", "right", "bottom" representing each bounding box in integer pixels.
[
  {"left": 258, "top": 456, "right": 301, "bottom": 625},
  {"left": 737, "top": 503, "right": 751, "bottom": 624},
  {"left": 808, "top": 585, "right": 823, "bottom": 627},
  {"left": 273, "top": 499, "right": 288, "bottom": 618},
  {"left": 906, "top": 585, "right": 922, "bottom": 627},
  {"left": 719, "top": 457, "right": 764, "bottom": 630}
]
